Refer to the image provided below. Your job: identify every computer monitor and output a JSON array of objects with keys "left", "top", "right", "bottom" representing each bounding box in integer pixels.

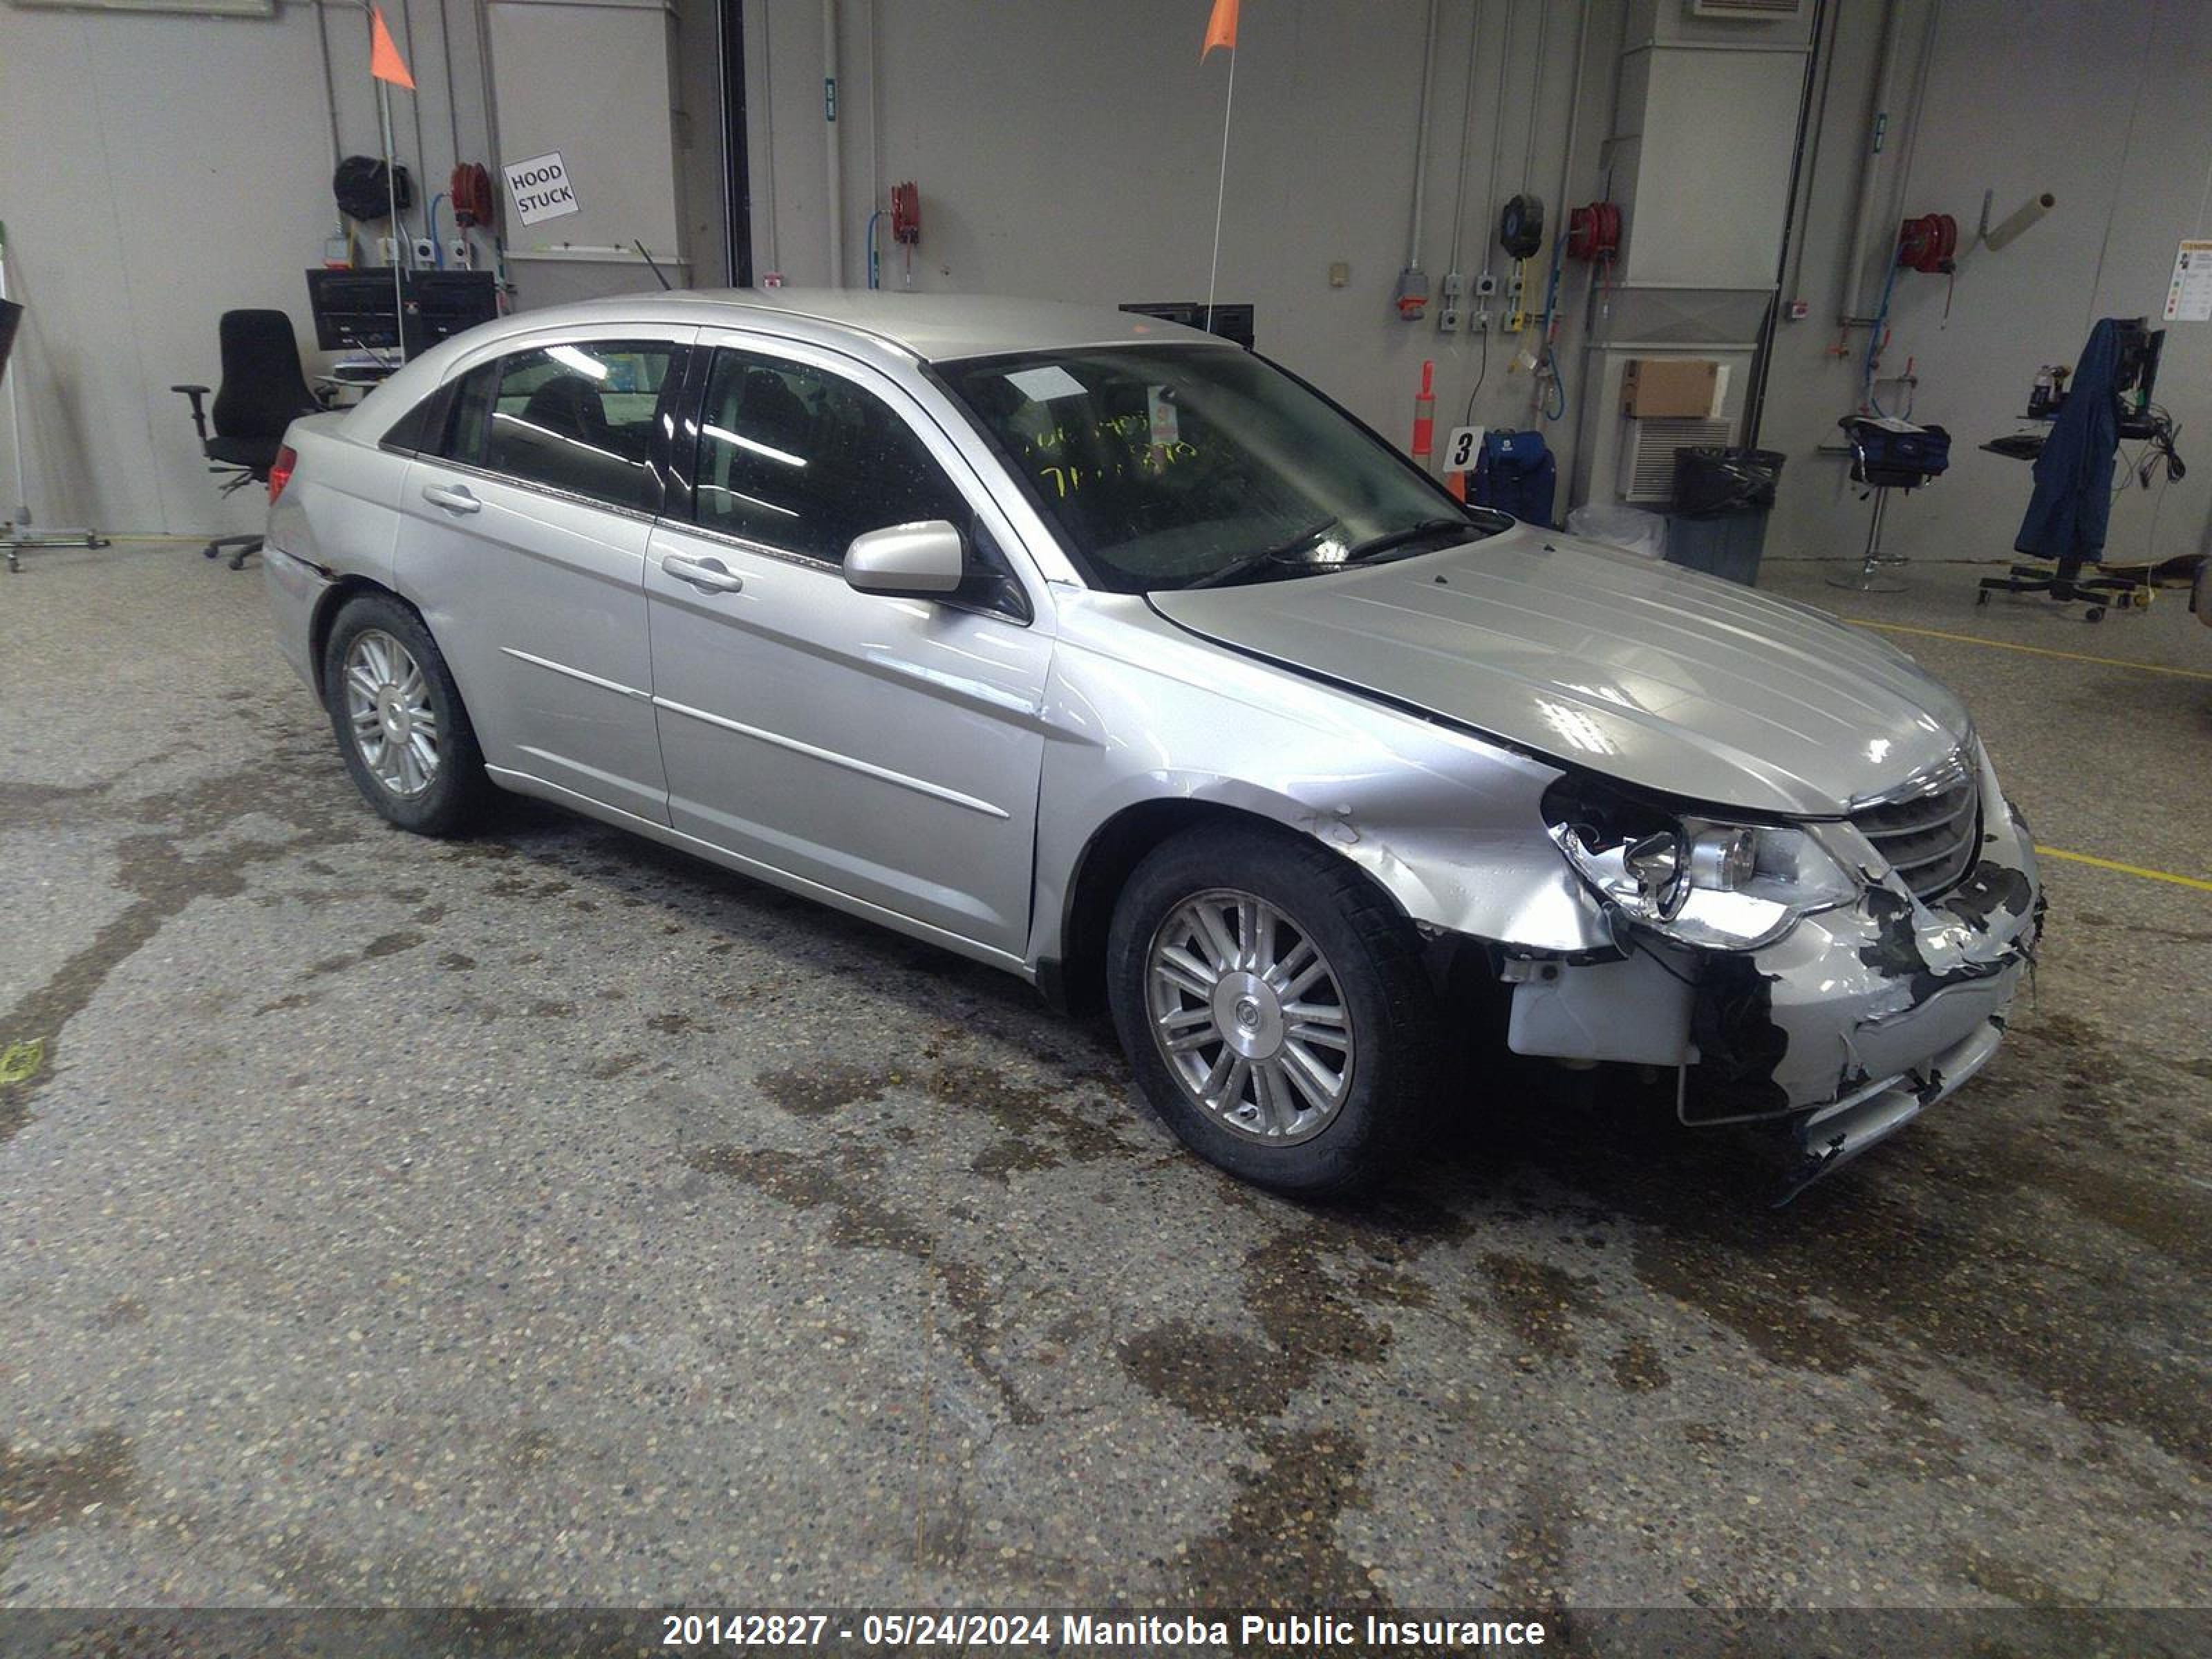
[
  {"left": 308, "top": 269, "right": 404, "bottom": 351},
  {"left": 0, "top": 299, "right": 22, "bottom": 388},
  {"left": 1120, "top": 300, "right": 1256, "bottom": 350},
  {"left": 2114, "top": 317, "right": 2164, "bottom": 406},
  {"left": 307, "top": 268, "right": 500, "bottom": 356},
  {"left": 405, "top": 270, "right": 498, "bottom": 350}
]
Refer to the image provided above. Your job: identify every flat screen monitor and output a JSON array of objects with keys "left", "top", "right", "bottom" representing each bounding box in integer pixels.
[
  {"left": 0, "top": 298, "right": 22, "bottom": 387},
  {"left": 406, "top": 270, "right": 498, "bottom": 349},
  {"left": 2113, "top": 317, "right": 2164, "bottom": 406},
  {"left": 308, "top": 269, "right": 404, "bottom": 351},
  {"left": 308, "top": 268, "right": 500, "bottom": 355},
  {"left": 1120, "top": 300, "right": 1255, "bottom": 350}
]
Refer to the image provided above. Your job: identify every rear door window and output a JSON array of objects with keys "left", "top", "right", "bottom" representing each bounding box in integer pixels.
[{"left": 438, "top": 340, "right": 678, "bottom": 513}]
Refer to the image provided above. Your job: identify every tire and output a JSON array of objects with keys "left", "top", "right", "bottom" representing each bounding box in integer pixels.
[
  {"left": 321, "top": 592, "right": 491, "bottom": 836},
  {"left": 1106, "top": 822, "right": 1443, "bottom": 1195}
]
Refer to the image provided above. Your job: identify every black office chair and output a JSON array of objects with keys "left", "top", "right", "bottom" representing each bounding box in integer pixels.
[{"left": 171, "top": 310, "right": 321, "bottom": 569}]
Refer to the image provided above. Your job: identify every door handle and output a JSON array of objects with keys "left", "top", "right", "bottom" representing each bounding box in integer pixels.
[
  {"left": 662, "top": 552, "right": 744, "bottom": 594},
  {"left": 421, "top": 482, "right": 481, "bottom": 514}
]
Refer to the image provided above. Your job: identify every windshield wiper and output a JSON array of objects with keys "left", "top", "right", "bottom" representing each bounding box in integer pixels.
[
  {"left": 1340, "top": 516, "right": 1476, "bottom": 564},
  {"left": 1183, "top": 516, "right": 1342, "bottom": 590}
]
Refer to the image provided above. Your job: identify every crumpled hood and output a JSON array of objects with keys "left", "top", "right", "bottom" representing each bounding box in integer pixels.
[{"left": 1146, "top": 524, "right": 1970, "bottom": 817}]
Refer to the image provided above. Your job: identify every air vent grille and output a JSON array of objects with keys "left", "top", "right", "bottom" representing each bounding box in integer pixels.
[
  {"left": 1623, "top": 416, "right": 1733, "bottom": 503},
  {"left": 1688, "top": 0, "right": 1803, "bottom": 18}
]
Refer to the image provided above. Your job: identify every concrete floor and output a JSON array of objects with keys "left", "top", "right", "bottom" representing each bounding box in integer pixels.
[{"left": 1, "top": 541, "right": 2207, "bottom": 1622}]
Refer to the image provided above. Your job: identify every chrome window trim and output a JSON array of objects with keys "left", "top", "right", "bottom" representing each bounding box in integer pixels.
[
  {"left": 434, "top": 321, "right": 702, "bottom": 386},
  {"left": 412, "top": 452, "right": 665, "bottom": 529},
  {"left": 657, "top": 515, "right": 849, "bottom": 577}
]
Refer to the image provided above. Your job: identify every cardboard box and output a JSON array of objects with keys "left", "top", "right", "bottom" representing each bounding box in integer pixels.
[{"left": 1622, "top": 358, "right": 1720, "bottom": 418}]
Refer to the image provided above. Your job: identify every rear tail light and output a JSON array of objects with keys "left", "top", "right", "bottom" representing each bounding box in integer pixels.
[{"left": 268, "top": 444, "right": 299, "bottom": 503}]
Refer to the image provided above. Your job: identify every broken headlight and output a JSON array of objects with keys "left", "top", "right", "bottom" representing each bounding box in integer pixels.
[{"left": 1542, "top": 776, "right": 1859, "bottom": 951}]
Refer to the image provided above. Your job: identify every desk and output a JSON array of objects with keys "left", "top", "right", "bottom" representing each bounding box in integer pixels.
[
  {"left": 315, "top": 365, "right": 396, "bottom": 407},
  {"left": 1976, "top": 420, "right": 2155, "bottom": 621},
  {"left": 1981, "top": 431, "right": 2045, "bottom": 462}
]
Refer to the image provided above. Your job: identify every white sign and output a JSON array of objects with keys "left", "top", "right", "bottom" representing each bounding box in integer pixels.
[
  {"left": 1443, "top": 424, "right": 1484, "bottom": 472},
  {"left": 2164, "top": 239, "right": 2212, "bottom": 323},
  {"left": 503, "top": 151, "right": 579, "bottom": 227},
  {"left": 1004, "top": 364, "right": 1087, "bottom": 404}
]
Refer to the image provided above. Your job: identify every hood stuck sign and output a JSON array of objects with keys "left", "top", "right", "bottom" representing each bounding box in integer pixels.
[{"left": 503, "top": 152, "right": 579, "bottom": 226}]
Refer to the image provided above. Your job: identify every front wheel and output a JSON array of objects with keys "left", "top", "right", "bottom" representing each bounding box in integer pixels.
[
  {"left": 1106, "top": 823, "right": 1443, "bottom": 1194},
  {"left": 321, "top": 592, "right": 490, "bottom": 835}
]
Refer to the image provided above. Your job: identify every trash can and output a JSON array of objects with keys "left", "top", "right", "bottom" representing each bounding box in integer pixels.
[{"left": 1666, "top": 447, "right": 1785, "bottom": 585}]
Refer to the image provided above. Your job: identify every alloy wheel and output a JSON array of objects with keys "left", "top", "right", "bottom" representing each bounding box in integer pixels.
[
  {"left": 342, "top": 628, "right": 441, "bottom": 798},
  {"left": 1144, "top": 888, "right": 1356, "bottom": 1145}
]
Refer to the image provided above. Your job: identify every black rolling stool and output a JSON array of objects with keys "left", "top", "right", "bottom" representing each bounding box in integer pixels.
[{"left": 1827, "top": 415, "right": 1951, "bottom": 594}]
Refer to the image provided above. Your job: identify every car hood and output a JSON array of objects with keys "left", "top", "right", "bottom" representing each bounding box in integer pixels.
[{"left": 1145, "top": 523, "right": 1970, "bottom": 817}]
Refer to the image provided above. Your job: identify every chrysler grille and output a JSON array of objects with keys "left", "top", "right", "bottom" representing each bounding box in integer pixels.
[{"left": 1851, "top": 754, "right": 1982, "bottom": 902}]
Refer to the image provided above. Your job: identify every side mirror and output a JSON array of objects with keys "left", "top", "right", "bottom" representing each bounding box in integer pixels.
[{"left": 843, "top": 520, "right": 966, "bottom": 597}]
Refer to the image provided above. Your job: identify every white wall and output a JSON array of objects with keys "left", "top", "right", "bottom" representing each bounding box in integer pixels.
[
  {"left": 743, "top": 0, "right": 1622, "bottom": 482},
  {"left": 0, "top": 0, "right": 493, "bottom": 536},
  {"left": 488, "top": 0, "right": 700, "bottom": 306},
  {"left": 1758, "top": 0, "right": 2212, "bottom": 570},
  {"left": 15, "top": 0, "right": 2209, "bottom": 570}
]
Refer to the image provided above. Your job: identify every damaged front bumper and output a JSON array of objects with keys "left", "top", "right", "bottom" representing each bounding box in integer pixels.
[
  {"left": 1698, "top": 744, "right": 2041, "bottom": 1190},
  {"left": 1779, "top": 1011, "right": 2008, "bottom": 1198},
  {"left": 1507, "top": 743, "right": 2042, "bottom": 1194}
]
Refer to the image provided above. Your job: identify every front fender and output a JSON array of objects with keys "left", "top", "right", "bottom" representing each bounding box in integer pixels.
[{"left": 1029, "top": 594, "right": 1611, "bottom": 966}]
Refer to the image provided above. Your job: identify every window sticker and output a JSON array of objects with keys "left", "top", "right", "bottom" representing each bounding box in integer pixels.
[{"left": 1005, "top": 364, "right": 1089, "bottom": 404}]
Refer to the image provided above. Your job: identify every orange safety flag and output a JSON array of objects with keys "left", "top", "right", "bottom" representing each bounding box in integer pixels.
[
  {"left": 370, "top": 6, "right": 415, "bottom": 89},
  {"left": 1201, "top": 0, "right": 1237, "bottom": 58}
]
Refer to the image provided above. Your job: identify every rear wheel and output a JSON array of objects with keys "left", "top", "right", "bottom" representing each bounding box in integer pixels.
[
  {"left": 1106, "top": 823, "right": 1442, "bottom": 1194},
  {"left": 322, "top": 593, "right": 489, "bottom": 835}
]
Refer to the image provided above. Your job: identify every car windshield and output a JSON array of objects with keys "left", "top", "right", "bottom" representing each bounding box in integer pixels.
[{"left": 937, "top": 344, "right": 1497, "bottom": 593}]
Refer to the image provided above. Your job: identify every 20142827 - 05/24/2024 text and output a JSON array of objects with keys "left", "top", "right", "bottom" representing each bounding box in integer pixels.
[{"left": 655, "top": 1611, "right": 1552, "bottom": 1649}]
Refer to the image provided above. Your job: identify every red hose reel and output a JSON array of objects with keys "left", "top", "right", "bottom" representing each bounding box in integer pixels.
[
  {"left": 1566, "top": 200, "right": 1620, "bottom": 262},
  {"left": 450, "top": 162, "right": 496, "bottom": 229},
  {"left": 1896, "top": 212, "right": 1958, "bottom": 274}
]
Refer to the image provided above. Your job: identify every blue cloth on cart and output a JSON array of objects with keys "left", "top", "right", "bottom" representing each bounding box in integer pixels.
[{"left": 2015, "top": 318, "right": 2121, "bottom": 563}]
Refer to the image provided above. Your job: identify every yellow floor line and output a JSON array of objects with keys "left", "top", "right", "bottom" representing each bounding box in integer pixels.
[
  {"left": 2035, "top": 846, "right": 2212, "bottom": 892},
  {"left": 1844, "top": 619, "right": 2212, "bottom": 682}
]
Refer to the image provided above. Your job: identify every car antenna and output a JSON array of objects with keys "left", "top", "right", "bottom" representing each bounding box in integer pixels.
[{"left": 635, "top": 241, "right": 673, "bottom": 291}]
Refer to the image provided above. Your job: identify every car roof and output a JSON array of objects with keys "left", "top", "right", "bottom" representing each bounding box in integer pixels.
[
  {"left": 462, "top": 288, "right": 1235, "bottom": 364},
  {"left": 337, "top": 288, "right": 1238, "bottom": 451}
]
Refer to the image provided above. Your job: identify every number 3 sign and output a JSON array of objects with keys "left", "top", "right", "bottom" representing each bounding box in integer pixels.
[{"left": 1443, "top": 426, "right": 1483, "bottom": 471}]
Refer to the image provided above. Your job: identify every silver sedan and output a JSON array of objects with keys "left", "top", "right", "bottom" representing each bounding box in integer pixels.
[{"left": 263, "top": 290, "right": 2041, "bottom": 1196}]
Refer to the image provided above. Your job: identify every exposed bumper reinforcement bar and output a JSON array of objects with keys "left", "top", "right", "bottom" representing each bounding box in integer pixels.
[{"left": 1779, "top": 1015, "right": 2007, "bottom": 1203}]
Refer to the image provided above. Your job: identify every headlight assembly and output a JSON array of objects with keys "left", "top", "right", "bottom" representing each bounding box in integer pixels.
[{"left": 1542, "top": 776, "right": 1859, "bottom": 951}]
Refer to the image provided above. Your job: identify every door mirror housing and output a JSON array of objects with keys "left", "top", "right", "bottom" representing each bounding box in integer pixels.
[{"left": 843, "top": 521, "right": 966, "bottom": 597}]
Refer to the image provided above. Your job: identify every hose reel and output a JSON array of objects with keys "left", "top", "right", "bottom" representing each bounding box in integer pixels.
[
  {"left": 1499, "top": 194, "right": 1545, "bottom": 261},
  {"left": 1566, "top": 201, "right": 1620, "bottom": 263},
  {"left": 1896, "top": 212, "right": 1958, "bottom": 274}
]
